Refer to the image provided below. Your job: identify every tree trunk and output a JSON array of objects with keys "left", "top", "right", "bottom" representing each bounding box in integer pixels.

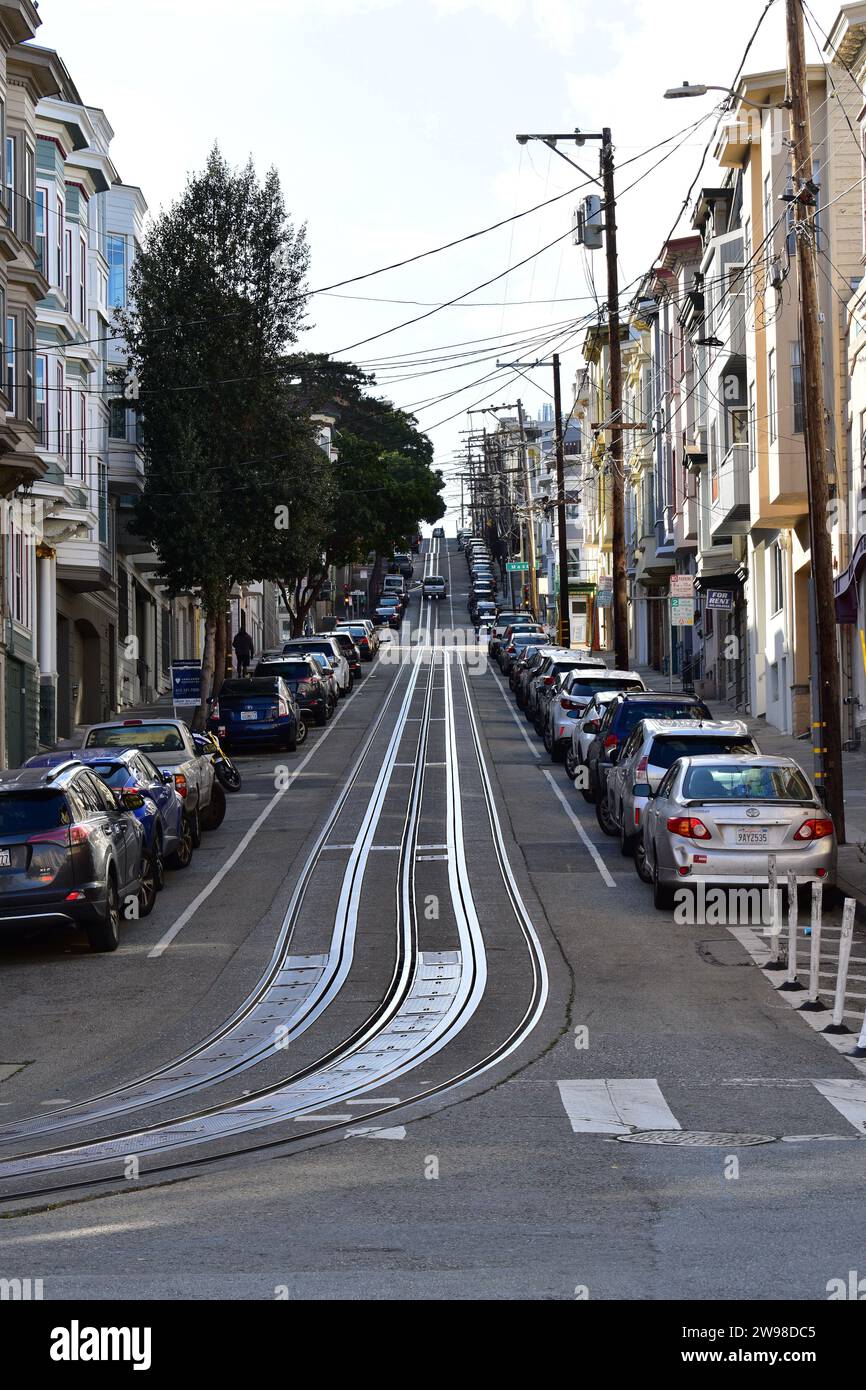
[
  {"left": 214, "top": 604, "right": 227, "bottom": 698},
  {"left": 194, "top": 600, "right": 218, "bottom": 731}
]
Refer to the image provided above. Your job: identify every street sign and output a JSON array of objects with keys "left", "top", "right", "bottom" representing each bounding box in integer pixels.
[
  {"left": 506, "top": 561, "right": 530, "bottom": 573},
  {"left": 670, "top": 597, "right": 695, "bottom": 627},
  {"left": 595, "top": 589, "right": 612, "bottom": 609},
  {"left": 171, "top": 659, "right": 201, "bottom": 706},
  {"left": 669, "top": 574, "right": 693, "bottom": 597},
  {"left": 706, "top": 589, "right": 735, "bottom": 611}
]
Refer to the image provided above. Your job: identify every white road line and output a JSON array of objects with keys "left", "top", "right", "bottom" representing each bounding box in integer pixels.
[
  {"left": 811, "top": 1080, "right": 866, "bottom": 1134},
  {"left": 344, "top": 1125, "right": 407, "bottom": 1140},
  {"left": 542, "top": 769, "right": 616, "bottom": 888},
  {"left": 557, "top": 1079, "right": 681, "bottom": 1135},
  {"left": 488, "top": 665, "right": 541, "bottom": 757},
  {"left": 147, "top": 685, "right": 364, "bottom": 959}
]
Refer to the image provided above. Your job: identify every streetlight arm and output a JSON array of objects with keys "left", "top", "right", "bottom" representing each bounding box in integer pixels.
[{"left": 663, "top": 81, "right": 790, "bottom": 110}]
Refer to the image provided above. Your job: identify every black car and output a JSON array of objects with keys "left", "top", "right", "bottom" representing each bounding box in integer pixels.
[
  {"left": 390, "top": 552, "right": 414, "bottom": 580},
  {"left": 584, "top": 691, "right": 713, "bottom": 801},
  {"left": 253, "top": 656, "right": 331, "bottom": 726},
  {"left": 320, "top": 630, "right": 363, "bottom": 680},
  {"left": 0, "top": 763, "right": 145, "bottom": 952}
]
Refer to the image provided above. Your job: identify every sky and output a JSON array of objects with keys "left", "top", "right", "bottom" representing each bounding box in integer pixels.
[{"left": 33, "top": 0, "right": 848, "bottom": 530}]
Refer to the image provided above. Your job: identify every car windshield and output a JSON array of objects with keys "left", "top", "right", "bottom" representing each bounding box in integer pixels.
[
  {"left": 286, "top": 642, "right": 336, "bottom": 655},
  {"left": 682, "top": 764, "right": 813, "bottom": 802},
  {"left": 85, "top": 724, "right": 186, "bottom": 752},
  {"left": 220, "top": 679, "right": 279, "bottom": 697},
  {"left": 618, "top": 701, "right": 707, "bottom": 735},
  {"left": 569, "top": 677, "right": 644, "bottom": 697},
  {"left": 650, "top": 736, "right": 756, "bottom": 770},
  {"left": 513, "top": 635, "right": 546, "bottom": 648},
  {"left": 85, "top": 761, "right": 130, "bottom": 789},
  {"left": 256, "top": 661, "right": 311, "bottom": 680},
  {"left": 0, "top": 791, "right": 72, "bottom": 832}
]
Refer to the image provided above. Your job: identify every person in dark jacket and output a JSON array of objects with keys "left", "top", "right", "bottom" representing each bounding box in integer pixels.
[{"left": 232, "top": 618, "right": 254, "bottom": 676}]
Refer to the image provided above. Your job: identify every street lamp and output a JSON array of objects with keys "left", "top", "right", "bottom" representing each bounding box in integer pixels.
[{"left": 664, "top": 81, "right": 790, "bottom": 110}]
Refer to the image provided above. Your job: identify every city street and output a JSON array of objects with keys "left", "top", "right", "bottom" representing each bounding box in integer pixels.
[{"left": 2, "top": 540, "right": 865, "bottom": 1301}]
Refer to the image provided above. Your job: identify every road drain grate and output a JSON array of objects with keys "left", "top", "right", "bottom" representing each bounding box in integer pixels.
[{"left": 617, "top": 1130, "right": 777, "bottom": 1147}]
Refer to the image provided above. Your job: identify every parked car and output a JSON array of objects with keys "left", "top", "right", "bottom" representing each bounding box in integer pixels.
[
  {"left": 566, "top": 692, "right": 624, "bottom": 782},
  {"left": 81, "top": 718, "right": 217, "bottom": 849},
  {"left": 501, "top": 631, "right": 548, "bottom": 677},
  {"left": 583, "top": 692, "right": 713, "bottom": 804},
  {"left": 640, "top": 754, "right": 837, "bottom": 910},
  {"left": 527, "top": 652, "right": 608, "bottom": 727},
  {"left": 206, "top": 675, "right": 305, "bottom": 753},
  {"left": 0, "top": 763, "right": 145, "bottom": 951},
  {"left": 334, "top": 621, "right": 377, "bottom": 660},
  {"left": 422, "top": 576, "right": 447, "bottom": 600},
  {"left": 546, "top": 670, "right": 646, "bottom": 763},
  {"left": 374, "top": 599, "right": 403, "bottom": 629},
  {"left": 514, "top": 646, "right": 566, "bottom": 711},
  {"left": 390, "top": 552, "right": 414, "bottom": 579},
  {"left": 321, "top": 629, "right": 364, "bottom": 680},
  {"left": 488, "top": 613, "right": 533, "bottom": 658},
  {"left": 473, "top": 601, "right": 498, "bottom": 629},
  {"left": 603, "top": 719, "right": 758, "bottom": 873},
  {"left": 432, "top": 526, "right": 445, "bottom": 539},
  {"left": 254, "top": 654, "right": 331, "bottom": 726},
  {"left": 27, "top": 747, "right": 191, "bottom": 899},
  {"left": 282, "top": 636, "right": 352, "bottom": 697}
]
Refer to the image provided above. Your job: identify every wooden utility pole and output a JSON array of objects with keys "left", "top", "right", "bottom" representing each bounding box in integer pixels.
[
  {"left": 516, "top": 399, "right": 539, "bottom": 618},
  {"left": 601, "top": 128, "right": 628, "bottom": 670},
  {"left": 552, "top": 353, "right": 571, "bottom": 647},
  {"left": 786, "top": 0, "right": 845, "bottom": 841}
]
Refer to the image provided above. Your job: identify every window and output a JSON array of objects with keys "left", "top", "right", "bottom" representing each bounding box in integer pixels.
[
  {"left": 25, "top": 325, "right": 33, "bottom": 424},
  {"left": 98, "top": 459, "right": 108, "bottom": 544},
  {"left": 763, "top": 173, "right": 772, "bottom": 265},
  {"left": 34, "top": 186, "right": 46, "bottom": 274},
  {"left": 7, "top": 513, "right": 30, "bottom": 628},
  {"left": 24, "top": 146, "right": 33, "bottom": 245},
  {"left": 109, "top": 399, "right": 126, "bottom": 440},
  {"left": 730, "top": 408, "right": 748, "bottom": 448},
  {"left": 791, "top": 340, "right": 804, "bottom": 433},
  {"left": 107, "top": 233, "right": 125, "bottom": 307},
  {"left": 5, "top": 315, "right": 14, "bottom": 414},
  {"left": 5, "top": 135, "right": 14, "bottom": 234},
  {"left": 35, "top": 355, "right": 46, "bottom": 445},
  {"left": 79, "top": 235, "right": 86, "bottom": 323},
  {"left": 55, "top": 362, "right": 63, "bottom": 453},
  {"left": 79, "top": 390, "right": 86, "bottom": 476},
  {"left": 64, "top": 227, "right": 72, "bottom": 307},
  {"left": 768, "top": 349, "right": 777, "bottom": 443},
  {"left": 55, "top": 194, "right": 63, "bottom": 288},
  {"left": 771, "top": 540, "right": 784, "bottom": 614},
  {"left": 65, "top": 386, "right": 72, "bottom": 463},
  {"left": 748, "top": 382, "right": 756, "bottom": 471}
]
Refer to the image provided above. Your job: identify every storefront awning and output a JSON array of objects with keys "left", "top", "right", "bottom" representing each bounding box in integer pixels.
[{"left": 834, "top": 532, "right": 866, "bottom": 624}]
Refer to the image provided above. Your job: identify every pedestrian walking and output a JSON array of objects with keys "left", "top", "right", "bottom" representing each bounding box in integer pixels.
[{"left": 232, "top": 615, "right": 254, "bottom": 677}]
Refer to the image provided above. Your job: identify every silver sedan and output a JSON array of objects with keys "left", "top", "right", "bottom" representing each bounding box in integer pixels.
[{"left": 641, "top": 754, "right": 837, "bottom": 911}]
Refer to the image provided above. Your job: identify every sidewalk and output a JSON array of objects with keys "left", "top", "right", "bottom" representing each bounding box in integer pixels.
[{"left": 630, "top": 659, "right": 866, "bottom": 910}]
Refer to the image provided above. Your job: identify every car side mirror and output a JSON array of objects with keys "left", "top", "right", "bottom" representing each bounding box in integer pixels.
[{"left": 162, "top": 771, "right": 173, "bottom": 784}]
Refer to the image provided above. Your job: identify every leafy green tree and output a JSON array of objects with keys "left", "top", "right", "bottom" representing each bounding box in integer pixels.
[{"left": 118, "top": 146, "right": 315, "bottom": 722}]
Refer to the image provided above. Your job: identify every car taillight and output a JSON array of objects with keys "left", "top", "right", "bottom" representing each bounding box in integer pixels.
[
  {"left": 667, "top": 816, "right": 711, "bottom": 840},
  {"left": 29, "top": 824, "right": 89, "bottom": 847},
  {"left": 360, "top": 637, "right": 370, "bottom": 648},
  {"left": 174, "top": 774, "right": 188, "bottom": 799},
  {"left": 543, "top": 675, "right": 556, "bottom": 686},
  {"left": 604, "top": 734, "right": 619, "bottom": 752},
  {"left": 634, "top": 756, "right": 649, "bottom": 785},
  {"left": 794, "top": 818, "right": 834, "bottom": 841},
  {"left": 560, "top": 696, "right": 577, "bottom": 711}
]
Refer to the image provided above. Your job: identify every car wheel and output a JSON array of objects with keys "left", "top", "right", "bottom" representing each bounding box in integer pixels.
[
  {"left": 200, "top": 782, "right": 226, "bottom": 832},
  {"left": 543, "top": 722, "right": 554, "bottom": 754},
  {"left": 652, "top": 852, "right": 674, "bottom": 910},
  {"left": 166, "top": 814, "right": 194, "bottom": 870},
  {"left": 619, "top": 818, "right": 635, "bottom": 857},
  {"left": 295, "top": 716, "right": 308, "bottom": 746},
  {"left": 633, "top": 832, "right": 652, "bottom": 884},
  {"left": 565, "top": 745, "right": 579, "bottom": 779},
  {"left": 138, "top": 846, "right": 159, "bottom": 918},
  {"left": 87, "top": 872, "right": 120, "bottom": 952},
  {"left": 188, "top": 809, "right": 202, "bottom": 848},
  {"left": 595, "top": 792, "right": 617, "bottom": 837}
]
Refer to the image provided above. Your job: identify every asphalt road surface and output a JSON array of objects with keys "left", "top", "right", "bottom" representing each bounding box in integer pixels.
[{"left": 1, "top": 538, "right": 865, "bottom": 1301}]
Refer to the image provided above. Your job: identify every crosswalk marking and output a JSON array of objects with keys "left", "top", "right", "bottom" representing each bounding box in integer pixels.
[
  {"left": 811, "top": 1080, "right": 866, "bottom": 1134},
  {"left": 556, "top": 1079, "right": 681, "bottom": 1135}
]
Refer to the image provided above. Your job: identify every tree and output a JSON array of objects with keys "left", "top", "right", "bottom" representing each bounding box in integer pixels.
[
  {"left": 118, "top": 146, "right": 315, "bottom": 724},
  {"left": 272, "top": 355, "right": 445, "bottom": 632}
]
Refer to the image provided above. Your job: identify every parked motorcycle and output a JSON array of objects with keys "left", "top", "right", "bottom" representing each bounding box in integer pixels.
[{"left": 192, "top": 730, "right": 243, "bottom": 793}]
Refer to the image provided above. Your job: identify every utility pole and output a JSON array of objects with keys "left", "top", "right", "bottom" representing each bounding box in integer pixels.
[
  {"left": 516, "top": 399, "right": 539, "bottom": 619},
  {"left": 551, "top": 355, "right": 571, "bottom": 646},
  {"left": 786, "top": 0, "right": 845, "bottom": 841},
  {"left": 601, "top": 128, "right": 628, "bottom": 671}
]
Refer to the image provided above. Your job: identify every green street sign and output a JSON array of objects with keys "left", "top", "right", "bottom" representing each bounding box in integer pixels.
[{"left": 506, "top": 561, "right": 530, "bottom": 572}]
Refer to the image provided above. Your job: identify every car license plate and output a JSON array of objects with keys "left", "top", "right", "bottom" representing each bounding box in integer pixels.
[
  {"left": 240, "top": 710, "right": 257, "bottom": 721},
  {"left": 0, "top": 848, "right": 10, "bottom": 867},
  {"left": 735, "top": 828, "right": 768, "bottom": 846}
]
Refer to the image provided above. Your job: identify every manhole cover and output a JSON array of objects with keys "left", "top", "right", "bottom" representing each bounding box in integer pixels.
[{"left": 617, "top": 1130, "right": 776, "bottom": 1147}]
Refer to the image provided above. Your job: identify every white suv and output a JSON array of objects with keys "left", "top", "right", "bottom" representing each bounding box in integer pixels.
[{"left": 281, "top": 637, "right": 353, "bottom": 697}]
